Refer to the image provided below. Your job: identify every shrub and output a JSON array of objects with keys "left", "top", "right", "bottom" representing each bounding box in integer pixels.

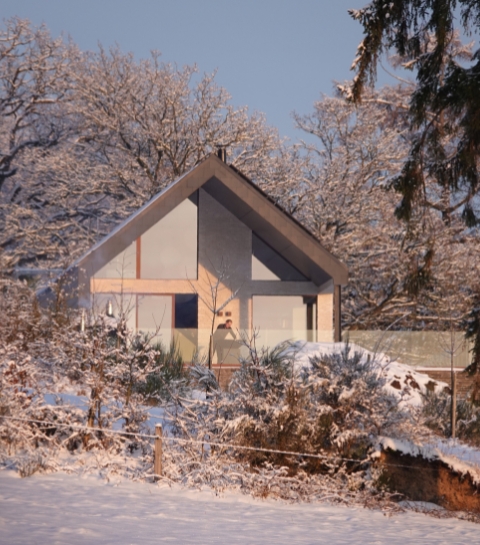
[
  {"left": 171, "top": 344, "right": 405, "bottom": 475},
  {"left": 137, "top": 339, "right": 188, "bottom": 402},
  {"left": 421, "top": 388, "right": 480, "bottom": 446}
]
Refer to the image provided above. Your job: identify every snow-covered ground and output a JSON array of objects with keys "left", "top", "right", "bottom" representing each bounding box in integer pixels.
[
  {"left": 289, "top": 341, "right": 449, "bottom": 406},
  {"left": 0, "top": 470, "right": 478, "bottom": 545}
]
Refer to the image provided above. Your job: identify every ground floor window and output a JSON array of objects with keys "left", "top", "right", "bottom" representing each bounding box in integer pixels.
[
  {"left": 91, "top": 293, "right": 198, "bottom": 353},
  {"left": 252, "top": 295, "right": 317, "bottom": 347},
  {"left": 137, "top": 295, "right": 173, "bottom": 345}
]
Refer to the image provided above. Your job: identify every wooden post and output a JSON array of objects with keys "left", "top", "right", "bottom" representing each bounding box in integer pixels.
[
  {"left": 451, "top": 371, "right": 457, "bottom": 439},
  {"left": 208, "top": 334, "right": 214, "bottom": 370},
  {"left": 334, "top": 285, "right": 342, "bottom": 343},
  {"left": 154, "top": 424, "right": 163, "bottom": 477}
]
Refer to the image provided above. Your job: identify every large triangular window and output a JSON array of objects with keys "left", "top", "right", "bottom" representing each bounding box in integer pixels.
[
  {"left": 94, "top": 241, "right": 137, "bottom": 279},
  {"left": 251, "top": 234, "right": 308, "bottom": 281},
  {"left": 94, "top": 193, "right": 198, "bottom": 280}
]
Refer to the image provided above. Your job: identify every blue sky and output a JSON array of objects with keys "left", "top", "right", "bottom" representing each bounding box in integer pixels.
[{"left": 1, "top": 1, "right": 400, "bottom": 140}]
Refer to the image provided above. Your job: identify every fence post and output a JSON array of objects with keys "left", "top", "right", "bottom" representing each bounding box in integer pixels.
[
  {"left": 451, "top": 371, "right": 457, "bottom": 439},
  {"left": 208, "top": 334, "right": 214, "bottom": 370},
  {"left": 154, "top": 424, "right": 163, "bottom": 478}
]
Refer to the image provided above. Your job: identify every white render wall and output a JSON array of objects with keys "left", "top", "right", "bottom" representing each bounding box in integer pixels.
[{"left": 197, "top": 189, "right": 251, "bottom": 333}]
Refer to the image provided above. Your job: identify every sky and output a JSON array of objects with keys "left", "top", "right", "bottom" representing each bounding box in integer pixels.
[{"left": 0, "top": 1, "right": 401, "bottom": 141}]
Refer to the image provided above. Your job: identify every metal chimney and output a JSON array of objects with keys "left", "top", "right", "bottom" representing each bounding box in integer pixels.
[{"left": 217, "top": 147, "right": 227, "bottom": 163}]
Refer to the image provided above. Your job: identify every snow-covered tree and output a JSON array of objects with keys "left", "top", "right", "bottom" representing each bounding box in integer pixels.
[
  {"left": 292, "top": 85, "right": 479, "bottom": 330},
  {"left": 0, "top": 18, "right": 296, "bottom": 274},
  {"left": 349, "top": 1, "right": 480, "bottom": 225}
]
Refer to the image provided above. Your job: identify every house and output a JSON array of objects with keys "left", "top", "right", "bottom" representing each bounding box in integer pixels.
[{"left": 66, "top": 152, "right": 348, "bottom": 376}]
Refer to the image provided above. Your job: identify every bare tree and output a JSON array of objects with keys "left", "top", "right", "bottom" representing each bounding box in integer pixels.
[
  {"left": 0, "top": 18, "right": 295, "bottom": 275},
  {"left": 292, "top": 85, "right": 479, "bottom": 331},
  {"left": 188, "top": 258, "right": 241, "bottom": 370}
]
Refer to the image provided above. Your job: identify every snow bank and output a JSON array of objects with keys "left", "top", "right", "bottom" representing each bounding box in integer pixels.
[
  {"left": 376, "top": 436, "right": 480, "bottom": 484},
  {"left": 44, "top": 392, "right": 89, "bottom": 411},
  {"left": 288, "top": 341, "right": 449, "bottom": 407}
]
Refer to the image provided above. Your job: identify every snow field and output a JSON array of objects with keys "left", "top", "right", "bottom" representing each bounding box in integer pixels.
[{"left": 0, "top": 470, "right": 478, "bottom": 545}]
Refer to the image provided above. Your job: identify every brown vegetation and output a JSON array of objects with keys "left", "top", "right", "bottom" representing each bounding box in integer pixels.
[{"left": 378, "top": 449, "right": 480, "bottom": 512}]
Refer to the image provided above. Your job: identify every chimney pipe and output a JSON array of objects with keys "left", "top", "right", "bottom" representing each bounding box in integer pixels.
[{"left": 217, "top": 147, "right": 227, "bottom": 163}]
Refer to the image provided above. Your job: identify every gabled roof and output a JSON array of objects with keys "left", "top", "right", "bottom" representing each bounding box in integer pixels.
[{"left": 75, "top": 154, "right": 348, "bottom": 286}]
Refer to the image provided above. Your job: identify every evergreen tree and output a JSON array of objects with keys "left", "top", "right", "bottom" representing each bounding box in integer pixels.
[{"left": 349, "top": 1, "right": 480, "bottom": 223}]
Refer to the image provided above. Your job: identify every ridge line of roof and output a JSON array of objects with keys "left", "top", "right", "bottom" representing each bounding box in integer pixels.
[
  {"left": 71, "top": 153, "right": 346, "bottom": 278},
  {"left": 227, "top": 162, "right": 322, "bottom": 247},
  {"left": 223, "top": 160, "right": 346, "bottom": 273}
]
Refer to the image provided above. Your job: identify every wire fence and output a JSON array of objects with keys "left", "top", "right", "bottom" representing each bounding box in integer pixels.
[
  {"left": 0, "top": 415, "right": 365, "bottom": 463},
  {"left": 0, "top": 414, "right": 471, "bottom": 474}
]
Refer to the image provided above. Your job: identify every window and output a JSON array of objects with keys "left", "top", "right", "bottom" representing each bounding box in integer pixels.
[
  {"left": 252, "top": 234, "right": 307, "bottom": 281},
  {"left": 140, "top": 196, "right": 197, "bottom": 279},
  {"left": 252, "top": 295, "right": 316, "bottom": 346},
  {"left": 93, "top": 194, "right": 198, "bottom": 280},
  {"left": 94, "top": 241, "right": 136, "bottom": 279},
  {"left": 175, "top": 294, "right": 198, "bottom": 329},
  {"left": 91, "top": 293, "right": 173, "bottom": 347},
  {"left": 137, "top": 295, "right": 173, "bottom": 346},
  {"left": 174, "top": 294, "right": 198, "bottom": 361},
  {"left": 91, "top": 292, "right": 136, "bottom": 331}
]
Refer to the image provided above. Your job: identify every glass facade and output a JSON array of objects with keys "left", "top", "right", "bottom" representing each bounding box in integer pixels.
[
  {"left": 251, "top": 234, "right": 307, "bottom": 281},
  {"left": 137, "top": 295, "right": 173, "bottom": 346},
  {"left": 91, "top": 293, "right": 202, "bottom": 355},
  {"left": 174, "top": 294, "right": 198, "bottom": 328},
  {"left": 91, "top": 292, "right": 136, "bottom": 331},
  {"left": 93, "top": 194, "right": 198, "bottom": 281},
  {"left": 90, "top": 193, "right": 323, "bottom": 361},
  {"left": 140, "top": 197, "right": 197, "bottom": 279},
  {"left": 94, "top": 241, "right": 136, "bottom": 279},
  {"left": 173, "top": 294, "right": 198, "bottom": 360},
  {"left": 252, "top": 295, "right": 316, "bottom": 346},
  {"left": 252, "top": 254, "right": 280, "bottom": 280}
]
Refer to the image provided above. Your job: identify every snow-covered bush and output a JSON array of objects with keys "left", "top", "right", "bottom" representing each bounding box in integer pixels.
[
  {"left": 422, "top": 389, "right": 480, "bottom": 446},
  {"left": 0, "top": 344, "right": 86, "bottom": 471},
  {"left": 136, "top": 339, "right": 189, "bottom": 402},
  {"left": 0, "top": 281, "right": 175, "bottom": 475},
  {"left": 457, "top": 402, "right": 480, "bottom": 446},
  {"left": 421, "top": 390, "right": 451, "bottom": 436},
  {"left": 303, "top": 348, "right": 405, "bottom": 457},
  {"left": 228, "top": 345, "right": 409, "bottom": 471},
  {"left": 169, "top": 344, "right": 409, "bottom": 476},
  {"left": 189, "top": 362, "right": 220, "bottom": 392}
]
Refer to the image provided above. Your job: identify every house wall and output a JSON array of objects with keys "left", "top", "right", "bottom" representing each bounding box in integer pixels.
[
  {"left": 317, "top": 280, "right": 334, "bottom": 342},
  {"left": 88, "top": 188, "right": 334, "bottom": 354},
  {"left": 198, "top": 189, "right": 251, "bottom": 334}
]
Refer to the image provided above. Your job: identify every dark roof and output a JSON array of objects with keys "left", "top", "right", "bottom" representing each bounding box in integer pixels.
[
  {"left": 73, "top": 154, "right": 348, "bottom": 286},
  {"left": 227, "top": 163, "right": 324, "bottom": 248}
]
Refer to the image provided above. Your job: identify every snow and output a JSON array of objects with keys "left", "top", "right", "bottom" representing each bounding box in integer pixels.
[
  {"left": 376, "top": 437, "right": 480, "bottom": 484},
  {"left": 0, "top": 470, "right": 478, "bottom": 545},
  {"left": 288, "top": 341, "right": 448, "bottom": 406},
  {"left": 44, "top": 392, "right": 89, "bottom": 411}
]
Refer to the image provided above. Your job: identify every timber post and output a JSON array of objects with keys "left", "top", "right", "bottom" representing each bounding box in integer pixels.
[
  {"left": 154, "top": 424, "right": 163, "bottom": 478},
  {"left": 334, "top": 285, "right": 342, "bottom": 343},
  {"left": 451, "top": 371, "right": 457, "bottom": 439}
]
